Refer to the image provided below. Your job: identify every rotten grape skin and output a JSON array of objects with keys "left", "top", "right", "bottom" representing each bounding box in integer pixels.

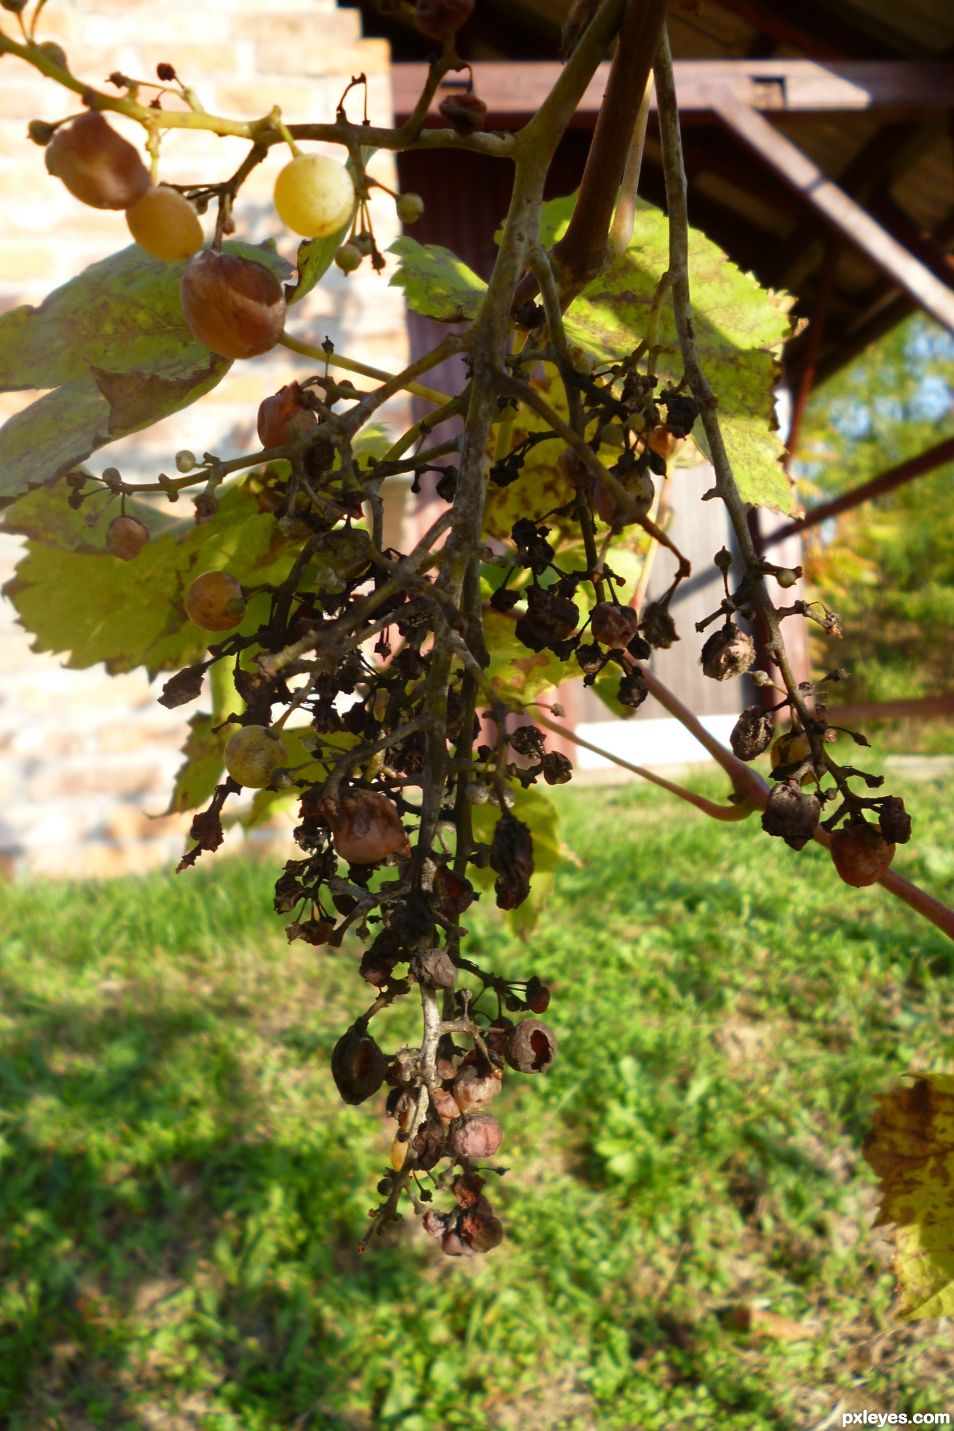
[
  {"left": 256, "top": 382, "right": 318, "bottom": 448},
  {"left": 184, "top": 571, "right": 246, "bottom": 632},
  {"left": 105, "top": 515, "right": 149, "bottom": 561},
  {"left": 273, "top": 153, "right": 355, "bottom": 239},
  {"left": 830, "top": 823, "right": 896, "bottom": 888},
  {"left": 125, "top": 184, "right": 204, "bottom": 261},
  {"left": 44, "top": 110, "right": 149, "bottom": 209},
  {"left": 180, "top": 250, "right": 286, "bottom": 360}
]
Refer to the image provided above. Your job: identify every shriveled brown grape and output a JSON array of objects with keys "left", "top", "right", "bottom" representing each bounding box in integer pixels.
[
  {"left": 45, "top": 110, "right": 149, "bottom": 209},
  {"left": 180, "top": 250, "right": 285, "bottom": 359}
]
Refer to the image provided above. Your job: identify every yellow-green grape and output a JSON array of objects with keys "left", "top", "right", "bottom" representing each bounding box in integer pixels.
[
  {"left": 770, "top": 731, "right": 815, "bottom": 785},
  {"left": 125, "top": 184, "right": 204, "bottom": 261},
  {"left": 184, "top": 570, "right": 246, "bottom": 631},
  {"left": 225, "top": 725, "right": 287, "bottom": 788},
  {"left": 396, "top": 191, "right": 424, "bottom": 224},
  {"left": 273, "top": 153, "right": 355, "bottom": 238},
  {"left": 770, "top": 732, "right": 811, "bottom": 770},
  {"left": 335, "top": 242, "right": 362, "bottom": 274}
]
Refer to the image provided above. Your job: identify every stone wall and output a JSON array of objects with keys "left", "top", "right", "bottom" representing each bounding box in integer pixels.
[{"left": 0, "top": 0, "right": 408, "bottom": 877}]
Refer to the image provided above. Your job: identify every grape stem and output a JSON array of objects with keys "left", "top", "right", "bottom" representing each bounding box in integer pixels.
[{"left": 278, "top": 334, "right": 456, "bottom": 408}]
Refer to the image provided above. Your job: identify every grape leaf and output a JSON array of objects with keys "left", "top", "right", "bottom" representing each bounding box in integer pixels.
[
  {"left": 0, "top": 383, "right": 113, "bottom": 505},
  {"left": 0, "top": 240, "right": 289, "bottom": 391},
  {"left": 483, "top": 369, "right": 576, "bottom": 542},
  {"left": 167, "top": 713, "right": 230, "bottom": 815},
  {"left": 391, "top": 203, "right": 791, "bottom": 510},
  {"left": 286, "top": 226, "right": 350, "bottom": 307},
  {"left": 2, "top": 474, "right": 178, "bottom": 551},
  {"left": 539, "top": 195, "right": 795, "bottom": 514},
  {"left": 0, "top": 359, "right": 230, "bottom": 507},
  {"left": 388, "top": 237, "right": 486, "bottom": 322},
  {"left": 864, "top": 1072, "right": 954, "bottom": 1319},
  {"left": 0, "top": 241, "right": 291, "bottom": 506},
  {"left": 483, "top": 609, "right": 575, "bottom": 702},
  {"left": 3, "top": 482, "right": 298, "bottom": 677}
]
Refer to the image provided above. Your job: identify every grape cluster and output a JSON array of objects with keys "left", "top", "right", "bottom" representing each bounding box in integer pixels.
[{"left": 145, "top": 363, "right": 584, "bottom": 1250}]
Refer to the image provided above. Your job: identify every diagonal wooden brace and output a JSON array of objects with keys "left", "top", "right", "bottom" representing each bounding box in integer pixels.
[{"left": 712, "top": 93, "right": 954, "bottom": 333}]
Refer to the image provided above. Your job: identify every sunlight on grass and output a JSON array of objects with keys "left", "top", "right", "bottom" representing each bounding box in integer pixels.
[{"left": 0, "top": 773, "right": 951, "bottom": 1429}]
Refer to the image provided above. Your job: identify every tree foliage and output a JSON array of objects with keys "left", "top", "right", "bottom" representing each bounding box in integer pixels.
[{"left": 798, "top": 316, "right": 954, "bottom": 702}]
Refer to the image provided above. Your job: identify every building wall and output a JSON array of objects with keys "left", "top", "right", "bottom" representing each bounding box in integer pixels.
[{"left": 0, "top": 0, "right": 409, "bottom": 877}]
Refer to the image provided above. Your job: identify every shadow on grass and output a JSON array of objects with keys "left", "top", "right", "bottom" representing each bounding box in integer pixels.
[{"left": 0, "top": 991, "right": 422, "bottom": 1428}]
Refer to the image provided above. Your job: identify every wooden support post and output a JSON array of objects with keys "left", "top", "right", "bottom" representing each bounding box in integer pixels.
[
  {"left": 786, "top": 237, "right": 837, "bottom": 459},
  {"left": 712, "top": 95, "right": 954, "bottom": 333}
]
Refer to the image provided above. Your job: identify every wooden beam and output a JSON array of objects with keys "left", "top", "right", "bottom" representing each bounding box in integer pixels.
[
  {"left": 763, "top": 436, "right": 954, "bottom": 545},
  {"left": 766, "top": 120, "right": 934, "bottom": 288},
  {"left": 703, "top": 0, "right": 896, "bottom": 62},
  {"left": 391, "top": 60, "right": 954, "bottom": 121},
  {"left": 712, "top": 95, "right": 954, "bottom": 333}
]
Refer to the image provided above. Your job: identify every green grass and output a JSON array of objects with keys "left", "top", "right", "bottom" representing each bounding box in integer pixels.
[{"left": 1, "top": 769, "right": 952, "bottom": 1430}]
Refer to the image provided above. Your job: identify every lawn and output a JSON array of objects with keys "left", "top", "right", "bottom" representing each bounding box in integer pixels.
[{"left": 1, "top": 769, "right": 951, "bottom": 1430}]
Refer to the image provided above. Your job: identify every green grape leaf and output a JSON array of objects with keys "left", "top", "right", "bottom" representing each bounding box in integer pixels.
[
  {"left": 2, "top": 474, "right": 178, "bottom": 551},
  {"left": 90, "top": 359, "right": 224, "bottom": 433},
  {"left": 167, "top": 713, "right": 230, "bottom": 815},
  {"left": 286, "top": 226, "right": 350, "bottom": 307},
  {"left": 483, "top": 609, "right": 575, "bottom": 702},
  {"left": 541, "top": 195, "right": 796, "bottom": 514},
  {"left": 0, "top": 382, "right": 113, "bottom": 506},
  {"left": 864, "top": 1072, "right": 954, "bottom": 1319},
  {"left": 483, "top": 369, "right": 575, "bottom": 542},
  {"left": 0, "top": 240, "right": 289, "bottom": 391},
  {"left": 0, "top": 241, "right": 291, "bottom": 506},
  {"left": 353, "top": 421, "right": 394, "bottom": 464},
  {"left": 240, "top": 786, "right": 298, "bottom": 829},
  {"left": 483, "top": 368, "right": 650, "bottom": 546},
  {"left": 3, "top": 482, "right": 297, "bottom": 677},
  {"left": 470, "top": 783, "right": 574, "bottom": 936},
  {"left": 388, "top": 237, "right": 486, "bottom": 322}
]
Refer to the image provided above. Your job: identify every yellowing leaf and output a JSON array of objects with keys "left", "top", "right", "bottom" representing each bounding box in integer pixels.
[
  {"left": 483, "top": 609, "right": 575, "bottom": 702},
  {"left": 471, "top": 783, "right": 575, "bottom": 936},
  {"left": 167, "top": 713, "right": 230, "bottom": 815},
  {"left": 545, "top": 195, "right": 796, "bottom": 514},
  {"left": 388, "top": 237, "right": 486, "bottom": 322},
  {"left": 4, "top": 482, "right": 298, "bottom": 677},
  {"left": 864, "top": 1072, "right": 954, "bottom": 1319}
]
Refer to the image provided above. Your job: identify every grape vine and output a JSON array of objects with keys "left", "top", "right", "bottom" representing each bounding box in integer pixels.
[{"left": 1, "top": 0, "right": 950, "bottom": 1262}]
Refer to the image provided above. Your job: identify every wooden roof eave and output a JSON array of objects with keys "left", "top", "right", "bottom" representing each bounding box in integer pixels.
[{"left": 391, "top": 59, "right": 954, "bottom": 121}]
